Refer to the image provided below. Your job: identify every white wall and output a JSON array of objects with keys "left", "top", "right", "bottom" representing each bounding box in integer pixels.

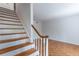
[
  {"left": 0, "top": 3, "right": 14, "bottom": 10},
  {"left": 42, "top": 14, "right": 79, "bottom": 45},
  {"left": 16, "top": 3, "right": 31, "bottom": 37},
  {"left": 32, "top": 20, "right": 42, "bottom": 40},
  {"left": 33, "top": 20, "right": 42, "bottom": 34}
]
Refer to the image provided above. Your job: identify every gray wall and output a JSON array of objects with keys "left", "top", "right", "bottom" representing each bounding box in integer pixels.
[
  {"left": 42, "top": 14, "right": 79, "bottom": 45},
  {"left": 16, "top": 3, "right": 31, "bottom": 37}
]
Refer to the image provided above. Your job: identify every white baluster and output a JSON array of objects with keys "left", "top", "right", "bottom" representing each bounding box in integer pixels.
[
  {"left": 43, "top": 38, "right": 46, "bottom": 56},
  {"left": 45, "top": 38, "right": 48, "bottom": 56},
  {"left": 40, "top": 38, "right": 42, "bottom": 56},
  {"left": 38, "top": 39, "right": 40, "bottom": 55}
]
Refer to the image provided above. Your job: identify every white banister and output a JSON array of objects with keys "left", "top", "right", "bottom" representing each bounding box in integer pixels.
[{"left": 32, "top": 25, "right": 48, "bottom": 56}]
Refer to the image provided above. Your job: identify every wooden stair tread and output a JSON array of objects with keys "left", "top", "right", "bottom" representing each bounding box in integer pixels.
[
  {"left": 0, "top": 7, "right": 14, "bottom": 12},
  {"left": 0, "top": 11, "right": 16, "bottom": 16},
  {"left": 0, "top": 11, "right": 16, "bottom": 17},
  {"left": 0, "top": 15, "right": 19, "bottom": 20},
  {"left": 0, "top": 14, "right": 17, "bottom": 18},
  {"left": 0, "top": 28, "right": 24, "bottom": 29},
  {"left": 0, "top": 19, "right": 20, "bottom": 23},
  {"left": 0, "top": 42, "right": 33, "bottom": 54},
  {"left": 0, "top": 37, "right": 29, "bottom": 43},
  {"left": 0, "top": 7, "right": 16, "bottom": 15},
  {"left": 0, "top": 23, "right": 22, "bottom": 26},
  {"left": 15, "top": 48, "right": 36, "bottom": 56},
  {"left": 0, "top": 32, "right": 26, "bottom": 36}
]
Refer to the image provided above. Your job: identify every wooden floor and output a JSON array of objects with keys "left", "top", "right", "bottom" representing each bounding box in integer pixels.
[{"left": 48, "top": 40, "right": 79, "bottom": 56}]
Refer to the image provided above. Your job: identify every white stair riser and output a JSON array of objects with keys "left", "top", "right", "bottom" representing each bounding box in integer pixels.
[
  {"left": 0, "top": 17, "right": 20, "bottom": 21},
  {"left": 0, "top": 9, "right": 14, "bottom": 13},
  {"left": 0, "top": 25, "right": 23, "bottom": 28},
  {"left": 0, "top": 39, "right": 29, "bottom": 50},
  {"left": 0, "top": 44, "right": 35, "bottom": 56},
  {"left": 0, "top": 15, "right": 18, "bottom": 19},
  {"left": 0, "top": 8, "right": 15, "bottom": 13},
  {"left": 0, "top": 30, "right": 25, "bottom": 34},
  {"left": 0, "top": 13, "right": 16, "bottom": 16},
  {"left": 0, "top": 21, "right": 21, "bottom": 24},
  {"left": 0, "top": 11, "right": 15, "bottom": 15},
  {"left": 0, "top": 12, "right": 16, "bottom": 16},
  {"left": 0, "top": 14, "right": 17, "bottom": 18},
  {"left": 0, "top": 9, "right": 16, "bottom": 15},
  {"left": 0, "top": 34, "right": 27, "bottom": 40}
]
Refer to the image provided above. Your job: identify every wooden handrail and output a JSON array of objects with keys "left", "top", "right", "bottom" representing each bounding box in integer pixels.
[{"left": 32, "top": 25, "right": 48, "bottom": 38}]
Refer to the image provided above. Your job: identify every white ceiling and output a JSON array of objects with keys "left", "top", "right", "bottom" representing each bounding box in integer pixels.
[{"left": 33, "top": 3, "right": 79, "bottom": 21}]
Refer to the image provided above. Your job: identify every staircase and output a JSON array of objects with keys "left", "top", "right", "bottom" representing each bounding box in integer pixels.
[{"left": 0, "top": 7, "right": 39, "bottom": 56}]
